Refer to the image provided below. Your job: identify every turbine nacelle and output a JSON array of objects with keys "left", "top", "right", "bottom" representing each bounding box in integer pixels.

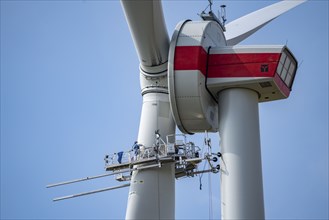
[
  {"left": 168, "top": 20, "right": 298, "bottom": 134},
  {"left": 207, "top": 45, "right": 297, "bottom": 102}
]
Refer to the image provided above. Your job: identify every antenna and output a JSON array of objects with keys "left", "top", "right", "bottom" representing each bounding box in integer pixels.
[
  {"left": 199, "top": 0, "right": 226, "bottom": 31},
  {"left": 220, "top": 5, "right": 227, "bottom": 26},
  {"left": 208, "top": 0, "right": 213, "bottom": 11}
]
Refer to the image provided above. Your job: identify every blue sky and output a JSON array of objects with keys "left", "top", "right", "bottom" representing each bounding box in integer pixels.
[{"left": 1, "top": 0, "right": 328, "bottom": 219}]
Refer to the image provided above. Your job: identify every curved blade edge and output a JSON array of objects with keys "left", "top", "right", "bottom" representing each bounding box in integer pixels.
[{"left": 225, "top": 0, "right": 307, "bottom": 46}]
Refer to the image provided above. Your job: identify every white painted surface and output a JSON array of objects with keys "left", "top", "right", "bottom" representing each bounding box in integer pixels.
[
  {"left": 219, "top": 88, "right": 265, "bottom": 219},
  {"left": 225, "top": 0, "right": 306, "bottom": 45},
  {"left": 121, "top": 0, "right": 169, "bottom": 72},
  {"left": 126, "top": 92, "right": 175, "bottom": 220},
  {"left": 168, "top": 20, "right": 225, "bottom": 134}
]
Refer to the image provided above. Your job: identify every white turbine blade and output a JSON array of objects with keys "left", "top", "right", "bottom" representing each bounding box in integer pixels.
[
  {"left": 121, "top": 0, "right": 169, "bottom": 72},
  {"left": 225, "top": 0, "right": 306, "bottom": 45}
]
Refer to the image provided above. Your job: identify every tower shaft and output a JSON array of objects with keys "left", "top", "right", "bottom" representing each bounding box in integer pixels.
[{"left": 219, "top": 88, "right": 265, "bottom": 219}]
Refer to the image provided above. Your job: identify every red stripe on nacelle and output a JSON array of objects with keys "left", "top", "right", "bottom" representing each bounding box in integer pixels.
[
  {"left": 208, "top": 62, "right": 278, "bottom": 78},
  {"left": 174, "top": 46, "right": 281, "bottom": 78},
  {"left": 208, "top": 53, "right": 280, "bottom": 78},
  {"left": 208, "top": 53, "right": 281, "bottom": 65},
  {"left": 174, "top": 46, "right": 207, "bottom": 74}
]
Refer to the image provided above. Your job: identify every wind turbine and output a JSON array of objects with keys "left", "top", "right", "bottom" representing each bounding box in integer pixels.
[
  {"left": 47, "top": 1, "right": 306, "bottom": 219},
  {"left": 121, "top": 0, "right": 305, "bottom": 219}
]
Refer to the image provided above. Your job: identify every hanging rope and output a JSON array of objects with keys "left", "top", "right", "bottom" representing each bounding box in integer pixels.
[{"left": 199, "top": 159, "right": 207, "bottom": 190}]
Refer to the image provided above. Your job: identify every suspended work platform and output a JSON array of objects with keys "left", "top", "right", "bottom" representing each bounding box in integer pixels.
[
  {"left": 104, "top": 134, "right": 203, "bottom": 179},
  {"left": 47, "top": 133, "right": 221, "bottom": 201}
]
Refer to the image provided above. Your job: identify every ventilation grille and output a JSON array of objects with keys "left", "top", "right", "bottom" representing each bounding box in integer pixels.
[{"left": 259, "top": 82, "right": 272, "bottom": 88}]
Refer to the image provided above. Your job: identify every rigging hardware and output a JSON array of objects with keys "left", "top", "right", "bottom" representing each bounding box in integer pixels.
[
  {"left": 47, "top": 132, "right": 221, "bottom": 201},
  {"left": 199, "top": 0, "right": 226, "bottom": 31}
]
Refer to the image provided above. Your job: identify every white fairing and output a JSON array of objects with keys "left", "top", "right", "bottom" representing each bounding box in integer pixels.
[
  {"left": 219, "top": 88, "right": 265, "bottom": 219},
  {"left": 225, "top": 0, "right": 306, "bottom": 45},
  {"left": 168, "top": 20, "right": 226, "bottom": 134}
]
